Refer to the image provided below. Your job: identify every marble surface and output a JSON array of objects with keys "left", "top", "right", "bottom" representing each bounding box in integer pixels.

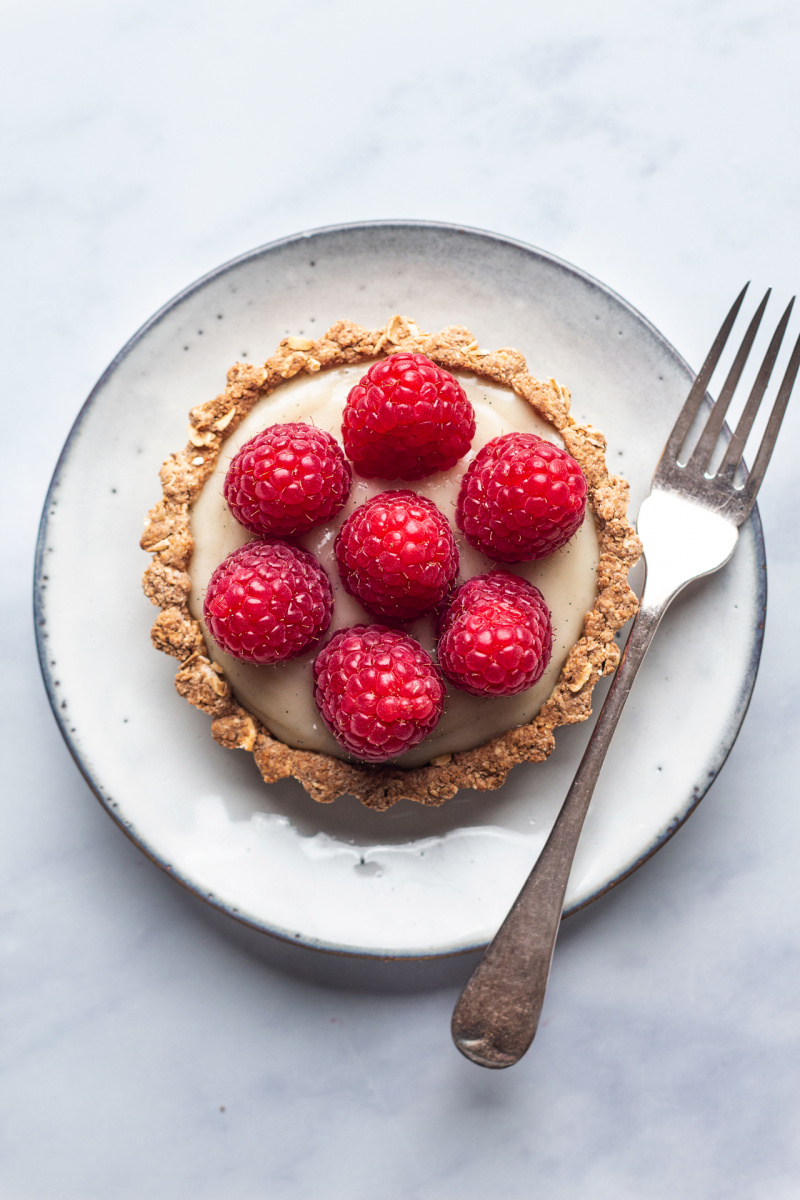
[{"left": 3, "top": 1, "right": 800, "bottom": 1196}]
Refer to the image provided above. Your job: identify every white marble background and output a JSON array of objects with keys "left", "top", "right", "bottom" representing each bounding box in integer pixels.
[{"left": 3, "top": 0, "right": 800, "bottom": 1196}]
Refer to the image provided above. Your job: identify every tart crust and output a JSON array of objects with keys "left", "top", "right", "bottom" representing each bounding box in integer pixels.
[{"left": 141, "top": 316, "right": 641, "bottom": 810}]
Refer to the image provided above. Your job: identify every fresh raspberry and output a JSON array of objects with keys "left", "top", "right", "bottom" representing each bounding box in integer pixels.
[
  {"left": 342, "top": 352, "right": 476, "bottom": 480},
  {"left": 313, "top": 625, "right": 445, "bottom": 761},
  {"left": 456, "top": 432, "right": 587, "bottom": 562},
  {"left": 335, "top": 491, "right": 459, "bottom": 622},
  {"left": 223, "top": 423, "right": 351, "bottom": 536},
  {"left": 203, "top": 540, "right": 332, "bottom": 664},
  {"left": 438, "top": 571, "right": 553, "bottom": 697}
]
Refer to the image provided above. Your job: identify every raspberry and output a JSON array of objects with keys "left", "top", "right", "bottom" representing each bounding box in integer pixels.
[
  {"left": 342, "top": 352, "right": 476, "bottom": 480},
  {"left": 223, "top": 423, "right": 351, "bottom": 536},
  {"left": 335, "top": 491, "right": 459, "bottom": 622},
  {"left": 203, "top": 540, "right": 332, "bottom": 664},
  {"left": 438, "top": 571, "right": 553, "bottom": 697},
  {"left": 456, "top": 432, "right": 587, "bottom": 562},
  {"left": 313, "top": 625, "right": 445, "bottom": 761}
]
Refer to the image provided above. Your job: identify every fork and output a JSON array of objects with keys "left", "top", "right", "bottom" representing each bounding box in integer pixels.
[{"left": 451, "top": 284, "right": 800, "bottom": 1070}]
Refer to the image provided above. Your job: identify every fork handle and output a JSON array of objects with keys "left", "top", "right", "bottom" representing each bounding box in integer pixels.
[{"left": 451, "top": 596, "right": 667, "bottom": 1069}]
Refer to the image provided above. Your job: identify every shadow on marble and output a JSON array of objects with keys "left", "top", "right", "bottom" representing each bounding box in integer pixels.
[
  {"left": 179, "top": 850, "right": 645, "bottom": 997},
  {"left": 187, "top": 888, "right": 485, "bottom": 994}
]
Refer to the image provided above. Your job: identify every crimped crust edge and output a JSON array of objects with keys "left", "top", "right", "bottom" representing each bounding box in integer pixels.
[{"left": 141, "top": 316, "right": 641, "bottom": 810}]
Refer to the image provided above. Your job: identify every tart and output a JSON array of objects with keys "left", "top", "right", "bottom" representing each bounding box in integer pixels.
[{"left": 141, "top": 316, "right": 641, "bottom": 810}]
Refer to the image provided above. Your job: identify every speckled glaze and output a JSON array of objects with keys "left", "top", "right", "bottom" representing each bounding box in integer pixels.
[{"left": 34, "top": 222, "right": 765, "bottom": 958}]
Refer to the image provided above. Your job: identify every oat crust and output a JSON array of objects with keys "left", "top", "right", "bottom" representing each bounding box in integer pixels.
[{"left": 141, "top": 316, "right": 641, "bottom": 810}]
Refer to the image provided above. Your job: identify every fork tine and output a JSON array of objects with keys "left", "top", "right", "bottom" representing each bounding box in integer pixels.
[
  {"left": 661, "top": 283, "right": 749, "bottom": 466},
  {"left": 687, "top": 289, "right": 771, "bottom": 473},
  {"left": 718, "top": 296, "right": 795, "bottom": 480},
  {"left": 737, "top": 325, "right": 800, "bottom": 519}
]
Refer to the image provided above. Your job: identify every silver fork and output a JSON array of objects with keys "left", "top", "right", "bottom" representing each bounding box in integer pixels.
[{"left": 451, "top": 285, "right": 800, "bottom": 1070}]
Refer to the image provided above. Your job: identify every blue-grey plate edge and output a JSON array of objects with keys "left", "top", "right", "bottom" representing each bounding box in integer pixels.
[{"left": 33, "top": 219, "right": 767, "bottom": 959}]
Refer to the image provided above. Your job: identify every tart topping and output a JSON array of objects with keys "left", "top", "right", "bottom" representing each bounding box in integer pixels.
[
  {"left": 313, "top": 625, "right": 445, "bottom": 762},
  {"left": 456, "top": 432, "right": 587, "bottom": 562},
  {"left": 146, "top": 317, "right": 642, "bottom": 799},
  {"left": 203, "top": 540, "right": 332, "bottom": 664},
  {"left": 438, "top": 571, "right": 553, "bottom": 697},
  {"left": 335, "top": 491, "right": 459, "bottom": 623},
  {"left": 223, "top": 423, "right": 351, "bottom": 536},
  {"left": 342, "top": 352, "right": 476, "bottom": 480}
]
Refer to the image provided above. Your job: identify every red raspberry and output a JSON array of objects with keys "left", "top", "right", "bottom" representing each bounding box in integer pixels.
[
  {"left": 456, "top": 433, "right": 587, "bottom": 562},
  {"left": 313, "top": 625, "right": 445, "bottom": 761},
  {"left": 203, "top": 540, "right": 332, "bottom": 664},
  {"left": 342, "top": 352, "right": 476, "bottom": 480},
  {"left": 224, "top": 423, "right": 351, "bottom": 536},
  {"left": 335, "top": 491, "right": 459, "bottom": 622},
  {"left": 438, "top": 571, "right": 553, "bottom": 697}
]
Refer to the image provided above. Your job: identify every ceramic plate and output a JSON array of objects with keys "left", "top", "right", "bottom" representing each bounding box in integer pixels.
[{"left": 35, "top": 222, "right": 765, "bottom": 958}]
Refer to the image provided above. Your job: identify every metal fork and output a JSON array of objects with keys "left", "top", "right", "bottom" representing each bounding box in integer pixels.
[{"left": 451, "top": 285, "right": 800, "bottom": 1070}]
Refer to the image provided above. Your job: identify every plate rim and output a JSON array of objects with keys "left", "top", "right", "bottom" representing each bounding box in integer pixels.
[{"left": 33, "top": 219, "right": 767, "bottom": 958}]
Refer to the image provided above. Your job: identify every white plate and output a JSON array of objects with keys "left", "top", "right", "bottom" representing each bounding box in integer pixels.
[{"left": 35, "top": 222, "right": 765, "bottom": 958}]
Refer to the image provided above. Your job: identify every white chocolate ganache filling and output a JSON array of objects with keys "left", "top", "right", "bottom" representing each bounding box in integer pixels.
[{"left": 188, "top": 365, "right": 600, "bottom": 769}]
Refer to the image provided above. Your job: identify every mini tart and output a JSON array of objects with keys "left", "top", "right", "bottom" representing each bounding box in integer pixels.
[{"left": 141, "top": 316, "right": 641, "bottom": 811}]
